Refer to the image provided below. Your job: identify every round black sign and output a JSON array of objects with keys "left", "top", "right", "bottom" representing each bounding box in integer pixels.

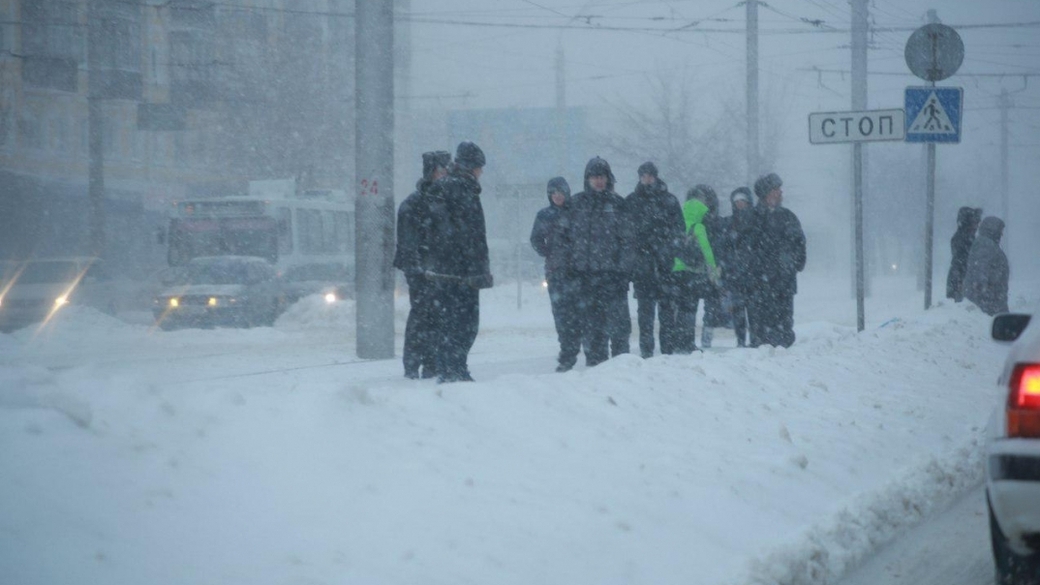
[{"left": 905, "top": 23, "right": 964, "bottom": 82}]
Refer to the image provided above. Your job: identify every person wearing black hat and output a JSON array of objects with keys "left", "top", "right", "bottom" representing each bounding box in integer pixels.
[
  {"left": 425, "top": 141, "right": 493, "bottom": 383},
  {"left": 530, "top": 176, "right": 583, "bottom": 372},
  {"left": 625, "top": 162, "right": 685, "bottom": 357},
  {"left": 718, "top": 187, "right": 755, "bottom": 347},
  {"left": 561, "top": 156, "right": 633, "bottom": 367},
  {"left": 746, "top": 172, "right": 806, "bottom": 348},
  {"left": 945, "top": 206, "right": 983, "bottom": 302},
  {"left": 394, "top": 150, "right": 451, "bottom": 379}
]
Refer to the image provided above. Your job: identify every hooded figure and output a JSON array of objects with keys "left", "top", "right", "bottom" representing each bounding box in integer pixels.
[
  {"left": 530, "top": 176, "right": 582, "bottom": 371},
  {"left": 394, "top": 150, "right": 450, "bottom": 379},
  {"left": 669, "top": 186, "right": 721, "bottom": 353},
  {"left": 719, "top": 186, "right": 755, "bottom": 346},
  {"left": 946, "top": 206, "right": 983, "bottom": 302},
  {"left": 562, "top": 157, "right": 633, "bottom": 366},
  {"left": 962, "top": 216, "right": 1009, "bottom": 316},
  {"left": 625, "top": 162, "right": 684, "bottom": 357}
]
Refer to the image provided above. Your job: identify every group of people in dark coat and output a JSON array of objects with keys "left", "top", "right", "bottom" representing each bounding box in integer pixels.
[
  {"left": 945, "top": 206, "right": 1010, "bottom": 316},
  {"left": 393, "top": 142, "right": 493, "bottom": 383},
  {"left": 530, "top": 157, "right": 807, "bottom": 372}
]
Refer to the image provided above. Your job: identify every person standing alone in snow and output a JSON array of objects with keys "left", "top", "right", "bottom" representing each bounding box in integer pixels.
[
  {"left": 425, "top": 142, "right": 493, "bottom": 383},
  {"left": 624, "top": 162, "right": 685, "bottom": 358},
  {"left": 962, "top": 216, "right": 1009, "bottom": 316},
  {"left": 530, "top": 177, "right": 582, "bottom": 372},
  {"left": 394, "top": 150, "right": 451, "bottom": 379}
]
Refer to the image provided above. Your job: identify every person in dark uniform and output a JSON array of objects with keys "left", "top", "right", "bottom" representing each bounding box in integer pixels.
[
  {"left": 625, "top": 162, "right": 684, "bottom": 358},
  {"left": 562, "top": 157, "right": 632, "bottom": 367},
  {"left": 425, "top": 142, "right": 493, "bottom": 383},
  {"left": 394, "top": 150, "right": 450, "bottom": 379},
  {"left": 962, "top": 216, "right": 1009, "bottom": 316},
  {"left": 530, "top": 177, "right": 582, "bottom": 372},
  {"left": 746, "top": 173, "right": 806, "bottom": 348}
]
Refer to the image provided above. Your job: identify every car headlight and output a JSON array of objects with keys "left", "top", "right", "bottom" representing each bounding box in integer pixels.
[
  {"left": 208, "top": 297, "right": 218, "bottom": 307},
  {"left": 324, "top": 292, "right": 337, "bottom": 304},
  {"left": 54, "top": 296, "right": 69, "bottom": 307},
  {"left": 169, "top": 298, "right": 179, "bottom": 308}
]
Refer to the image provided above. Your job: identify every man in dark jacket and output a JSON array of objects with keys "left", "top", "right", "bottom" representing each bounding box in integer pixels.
[
  {"left": 425, "top": 141, "right": 493, "bottom": 383},
  {"left": 747, "top": 173, "right": 806, "bottom": 348},
  {"left": 563, "top": 157, "right": 632, "bottom": 367},
  {"left": 530, "top": 176, "right": 582, "bottom": 372},
  {"left": 625, "top": 162, "right": 685, "bottom": 357},
  {"left": 394, "top": 150, "right": 451, "bottom": 379},
  {"left": 946, "top": 206, "right": 983, "bottom": 302},
  {"left": 720, "top": 187, "right": 755, "bottom": 347},
  {"left": 963, "top": 216, "right": 1009, "bottom": 316}
]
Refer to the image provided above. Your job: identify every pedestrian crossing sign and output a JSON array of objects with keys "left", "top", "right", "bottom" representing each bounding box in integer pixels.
[{"left": 904, "top": 86, "right": 963, "bottom": 143}]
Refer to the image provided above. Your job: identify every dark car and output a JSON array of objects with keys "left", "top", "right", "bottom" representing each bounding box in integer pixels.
[
  {"left": 153, "top": 256, "right": 286, "bottom": 330},
  {"left": 986, "top": 308, "right": 1040, "bottom": 584}
]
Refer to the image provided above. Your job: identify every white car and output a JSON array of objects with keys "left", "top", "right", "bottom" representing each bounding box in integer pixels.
[
  {"left": 986, "top": 309, "right": 1040, "bottom": 584},
  {"left": 153, "top": 256, "right": 286, "bottom": 330},
  {"left": 0, "top": 257, "right": 119, "bottom": 332}
]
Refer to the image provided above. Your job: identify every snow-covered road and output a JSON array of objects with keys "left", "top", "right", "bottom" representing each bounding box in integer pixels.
[{"left": 0, "top": 274, "right": 1030, "bottom": 585}]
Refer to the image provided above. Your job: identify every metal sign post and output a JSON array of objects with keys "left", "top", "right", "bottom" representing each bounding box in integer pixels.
[
  {"left": 904, "top": 23, "right": 963, "bottom": 311},
  {"left": 807, "top": 108, "right": 905, "bottom": 332}
]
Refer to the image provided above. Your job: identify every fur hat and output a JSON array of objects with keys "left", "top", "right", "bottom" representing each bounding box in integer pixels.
[
  {"left": 421, "top": 150, "right": 451, "bottom": 179},
  {"left": 730, "top": 187, "right": 752, "bottom": 206},
  {"left": 753, "top": 173, "right": 783, "bottom": 198},
  {"left": 454, "top": 141, "right": 486, "bottom": 171}
]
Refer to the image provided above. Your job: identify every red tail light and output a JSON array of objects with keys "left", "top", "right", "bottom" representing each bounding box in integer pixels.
[{"left": 1008, "top": 364, "right": 1040, "bottom": 438}]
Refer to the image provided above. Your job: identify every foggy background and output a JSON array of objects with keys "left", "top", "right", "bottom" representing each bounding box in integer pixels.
[{"left": 1, "top": 0, "right": 1037, "bottom": 293}]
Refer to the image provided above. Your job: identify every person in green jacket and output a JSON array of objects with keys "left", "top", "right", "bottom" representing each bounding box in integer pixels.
[{"left": 669, "top": 185, "right": 721, "bottom": 353}]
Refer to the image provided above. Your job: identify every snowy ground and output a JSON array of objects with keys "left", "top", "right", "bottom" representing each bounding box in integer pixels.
[{"left": 0, "top": 272, "right": 1033, "bottom": 585}]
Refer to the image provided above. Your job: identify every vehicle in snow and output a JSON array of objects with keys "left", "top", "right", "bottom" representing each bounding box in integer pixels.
[
  {"left": 164, "top": 179, "right": 355, "bottom": 303},
  {"left": 986, "top": 308, "right": 1040, "bottom": 584},
  {"left": 0, "top": 257, "right": 120, "bottom": 332},
  {"left": 152, "top": 256, "right": 286, "bottom": 330}
]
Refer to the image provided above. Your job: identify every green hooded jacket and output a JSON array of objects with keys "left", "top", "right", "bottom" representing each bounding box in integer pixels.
[{"left": 673, "top": 198, "right": 716, "bottom": 272}]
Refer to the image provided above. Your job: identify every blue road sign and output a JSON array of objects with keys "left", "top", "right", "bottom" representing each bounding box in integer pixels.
[{"left": 905, "top": 86, "right": 963, "bottom": 143}]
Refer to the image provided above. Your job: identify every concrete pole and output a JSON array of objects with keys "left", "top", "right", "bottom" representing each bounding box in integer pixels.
[
  {"left": 999, "top": 88, "right": 1010, "bottom": 229},
  {"left": 87, "top": 0, "right": 105, "bottom": 258},
  {"left": 923, "top": 9, "right": 939, "bottom": 310},
  {"left": 355, "top": 1, "right": 396, "bottom": 359},
  {"left": 746, "top": 0, "right": 759, "bottom": 185},
  {"left": 851, "top": 0, "right": 868, "bottom": 330},
  {"left": 555, "top": 40, "right": 566, "bottom": 176}
]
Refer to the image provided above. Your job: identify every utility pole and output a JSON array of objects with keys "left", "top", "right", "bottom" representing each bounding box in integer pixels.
[
  {"left": 746, "top": 0, "right": 759, "bottom": 185},
  {"left": 923, "top": 8, "right": 939, "bottom": 309},
  {"left": 850, "top": 0, "right": 868, "bottom": 330},
  {"left": 555, "top": 40, "right": 566, "bottom": 176},
  {"left": 999, "top": 87, "right": 1011, "bottom": 229},
  {"left": 355, "top": 1, "right": 395, "bottom": 359},
  {"left": 86, "top": 0, "right": 105, "bottom": 258}
]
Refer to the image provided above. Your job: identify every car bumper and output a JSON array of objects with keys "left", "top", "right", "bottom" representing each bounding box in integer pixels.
[
  {"left": 153, "top": 306, "right": 256, "bottom": 328},
  {"left": 988, "top": 440, "right": 1040, "bottom": 554}
]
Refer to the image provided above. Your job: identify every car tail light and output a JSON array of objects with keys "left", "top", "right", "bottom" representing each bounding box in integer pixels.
[{"left": 1008, "top": 364, "right": 1040, "bottom": 438}]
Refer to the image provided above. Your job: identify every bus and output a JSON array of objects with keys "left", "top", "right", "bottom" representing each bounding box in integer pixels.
[{"left": 165, "top": 187, "right": 356, "bottom": 301}]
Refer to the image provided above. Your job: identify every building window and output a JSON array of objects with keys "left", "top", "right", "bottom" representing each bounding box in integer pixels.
[{"left": 21, "top": 0, "right": 83, "bottom": 91}]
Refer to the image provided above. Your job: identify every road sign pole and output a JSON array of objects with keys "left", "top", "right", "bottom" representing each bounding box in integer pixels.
[
  {"left": 925, "top": 140, "right": 935, "bottom": 310},
  {"left": 854, "top": 141, "right": 865, "bottom": 330}
]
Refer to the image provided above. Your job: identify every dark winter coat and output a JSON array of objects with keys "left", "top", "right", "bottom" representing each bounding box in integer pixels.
[
  {"left": 424, "top": 166, "right": 492, "bottom": 287},
  {"left": 393, "top": 178, "right": 434, "bottom": 276},
  {"left": 530, "top": 178, "right": 572, "bottom": 278},
  {"left": 719, "top": 206, "right": 756, "bottom": 294},
  {"left": 963, "top": 216, "right": 1009, "bottom": 316},
  {"left": 747, "top": 203, "right": 806, "bottom": 295},
  {"left": 564, "top": 159, "right": 633, "bottom": 275},
  {"left": 624, "top": 179, "right": 684, "bottom": 284},
  {"left": 946, "top": 206, "right": 982, "bottom": 301}
]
